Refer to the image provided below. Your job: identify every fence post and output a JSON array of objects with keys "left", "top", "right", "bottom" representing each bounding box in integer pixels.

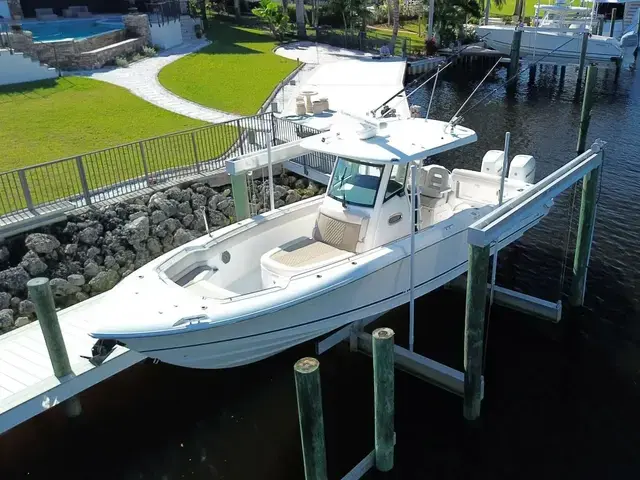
[
  {"left": 18, "top": 170, "right": 35, "bottom": 212},
  {"left": 138, "top": 141, "right": 150, "bottom": 185},
  {"left": 191, "top": 132, "right": 201, "bottom": 174},
  {"left": 28, "top": 277, "right": 82, "bottom": 418},
  {"left": 75, "top": 155, "right": 92, "bottom": 206},
  {"left": 237, "top": 120, "right": 245, "bottom": 155}
]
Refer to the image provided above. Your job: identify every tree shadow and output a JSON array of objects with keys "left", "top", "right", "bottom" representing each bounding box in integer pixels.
[{"left": 0, "top": 77, "right": 79, "bottom": 104}]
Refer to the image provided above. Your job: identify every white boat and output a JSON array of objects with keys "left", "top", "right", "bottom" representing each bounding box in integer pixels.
[
  {"left": 90, "top": 115, "right": 551, "bottom": 369},
  {"left": 477, "top": 1, "right": 626, "bottom": 64}
]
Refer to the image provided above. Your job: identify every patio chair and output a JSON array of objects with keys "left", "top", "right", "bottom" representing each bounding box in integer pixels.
[
  {"left": 35, "top": 8, "right": 60, "bottom": 20},
  {"left": 69, "top": 6, "right": 93, "bottom": 18}
]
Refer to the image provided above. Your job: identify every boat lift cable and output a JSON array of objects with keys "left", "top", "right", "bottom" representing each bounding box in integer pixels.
[
  {"left": 370, "top": 33, "right": 492, "bottom": 117},
  {"left": 559, "top": 183, "right": 579, "bottom": 297},
  {"left": 453, "top": 36, "right": 577, "bottom": 122},
  {"left": 449, "top": 57, "right": 503, "bottom": 126},
  {"left": 482, "top": 131, "right": 511, "bottom": 374}
]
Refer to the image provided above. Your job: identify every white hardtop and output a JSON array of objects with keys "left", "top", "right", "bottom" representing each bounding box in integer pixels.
[{"left": 301, "top": 116, "right": 477, "bottom": 165}]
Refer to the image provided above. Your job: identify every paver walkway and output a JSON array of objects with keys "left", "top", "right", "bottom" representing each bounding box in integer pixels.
[{"left": 74, "top": 40, "right": 239, "bottom": 124}]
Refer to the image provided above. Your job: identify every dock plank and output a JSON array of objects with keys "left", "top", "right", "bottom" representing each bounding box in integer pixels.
[
  {"left": 0, "top": 349, "right": 51, "bottom": 379},
  {"left": 0, "top": 359, "right": 39, "bottom": 388},
  {"left": 0, "top": 292, "right": 146, "bottom": 434},
  {"left": 0, "top": 371, "right": 27, "bottom": 393}
]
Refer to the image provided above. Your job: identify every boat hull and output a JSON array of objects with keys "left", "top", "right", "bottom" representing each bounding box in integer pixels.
[
  {"left": 477, "top": 26, "right": 622, "bottom": 64},
  {"left": 115, "top": 209, "right": 546, "bottom": 369}
]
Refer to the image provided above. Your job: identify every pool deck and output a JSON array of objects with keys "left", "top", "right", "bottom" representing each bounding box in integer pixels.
[{"left": 274, "top": 42, "right": 410, "bottom": 131}]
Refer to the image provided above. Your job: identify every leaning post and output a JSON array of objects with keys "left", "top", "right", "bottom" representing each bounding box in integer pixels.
[
  {"left": 373, "top": 327, "right": 395, "bottom": 472},
  {"left": 230, "top": 173, "right": 251, "bottom": 221},
  {"left": 28, "top": 278, "right": 82, "bottom": 417},
  {"left": 463, "top": 244, "right": 490, "bottom": 421},
  {"left": 294, "top": 357, "right": 328, "bottom": 480},
  {"left": 570, "top": 66, "right": 600, "bottom": 307}
]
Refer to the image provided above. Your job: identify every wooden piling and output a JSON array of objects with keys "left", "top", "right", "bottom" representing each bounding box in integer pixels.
[
  {"left": 559, "top": 65, "right": 566, "bottom": 83},
  {"left": 597, "top": 17, "right": 604, "bottom": 36},
  {"left": 507, "top": 26, "right": 523, "bottom": 86},
  {"left": 570, "top": 65, "right": 599, "bottom": 307},
  {"left": 294, "top": 357, "right": 328, "bottom": 480},
  {"left": 576, "top": 32, "right": 589, "bottom": 92},
  {"left": 463, "top": 245, "right": 490, "bottom": 421},
  {"left": 230, "top": 173, "right": 251, "bottom": 221},
  {"left": 372, "top": 328, "right": 395, "bottom": 472},
  {"left": 529, "top": 63, "right": 536, "bottom": 83},
  {"left": 28, "top": 277, "right": 82, "bottom": 417},
  {"left": 576, "top": 66, "right": 597, "bottom": 155},
  {"left": 609, "top": 8, "right": 617, "bottom": 37}
]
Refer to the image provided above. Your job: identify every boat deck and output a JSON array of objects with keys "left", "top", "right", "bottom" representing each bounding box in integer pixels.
[{"left": 0, "top": 295, "right": 145, "bottom": 435}]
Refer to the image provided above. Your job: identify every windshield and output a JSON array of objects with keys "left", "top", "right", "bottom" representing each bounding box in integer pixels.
[{"left": 327, "top": 157, "right": 384, "bottom": 208}]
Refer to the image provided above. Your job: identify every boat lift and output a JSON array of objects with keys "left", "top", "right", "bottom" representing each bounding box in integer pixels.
[{"left": 225, "top": 130, "right": 606, "bottom": 421}]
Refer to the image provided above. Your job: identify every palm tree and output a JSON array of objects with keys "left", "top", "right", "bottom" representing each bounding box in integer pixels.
[
  {"left": 387, "top": 0, "right": 392, "bottom": 25},
  {"left": 234, "top": 0, "right": 241, "bottom": 19},
  {"left": 388, "top": 0, "right": 399, "bottom": 53}
]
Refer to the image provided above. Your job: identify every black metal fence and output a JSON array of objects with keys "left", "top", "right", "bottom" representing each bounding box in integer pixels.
[
  {"left": 145, "top": 0, "right": 182, "bottom": 26},
  {"left": 0, "top": 113, "right": 334, "bottom": 221},
  {"left": 309, "top": 27, "right": 424, "bottom": 57}
]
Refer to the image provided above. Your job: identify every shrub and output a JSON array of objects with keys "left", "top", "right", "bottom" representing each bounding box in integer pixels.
[
  {"left": 195, "top": 23, "right": 203, "bottom": 38},
  {"left": 130, "top": 52, "right": 143, "bottom": 63},
  {"left": 115, "top": 56, "right": 129, "bottom": 68},
  {"left": 142, "top": 46, "right": 157, "bottom": 57}
]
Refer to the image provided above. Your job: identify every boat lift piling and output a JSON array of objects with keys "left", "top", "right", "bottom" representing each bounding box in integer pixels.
[
  {"left": 294, "top": 358, "right": 328, "bottom": 480},
  {"left": 27, "top": 278, "right": 82, "bottom": 418},
  {"left": 570, "top": 65, "right": 600, "bottom": 307},
  {"left": 507, "top": 26, "right": 523, "bottom": 90},
  {"left": 576, "top": 32, "right": 589, "bottom": 95},
  {"left": 609, "top": 8, "right": 617, "bottom": 38},
  {"left": 372, "top": 328, "right": 395, "bottom": 472},
  {"left": 295, "top": 331, "right": 396, "bottom": 480}
]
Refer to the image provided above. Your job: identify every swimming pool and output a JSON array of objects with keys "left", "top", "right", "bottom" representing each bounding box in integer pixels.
[{"left": 23, "top": 18, "right": 124, "bottom": 42}]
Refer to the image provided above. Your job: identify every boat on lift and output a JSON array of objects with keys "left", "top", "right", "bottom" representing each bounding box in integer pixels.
[
  {"left": 89, "top": 114, "right": 551, "bottom": 369},
  {"left": 476, "top": 0, "right": 631, "bottom": 65}
]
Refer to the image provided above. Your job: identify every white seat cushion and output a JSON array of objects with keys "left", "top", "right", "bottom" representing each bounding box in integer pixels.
[{"left": 261, "top": 237, "right": 352, "bottom": 285}]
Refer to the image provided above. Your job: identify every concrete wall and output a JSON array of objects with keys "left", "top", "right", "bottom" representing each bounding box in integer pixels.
[
  {"left": 0, "top": 50, "right": 57, "bottom": 86},
  {"left": 149, "top": 19, "right": 182, "bottom": 49}
]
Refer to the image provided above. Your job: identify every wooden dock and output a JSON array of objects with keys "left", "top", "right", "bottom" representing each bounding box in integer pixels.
[{"left": 0, "top": 294, "right": 145, "bottom": 435}]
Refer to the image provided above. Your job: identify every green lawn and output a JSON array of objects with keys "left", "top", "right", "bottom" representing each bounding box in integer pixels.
[
  {"left": 0, "top": 77, "right": 204, "bottom": 171},
  {"left": 0, "top": 77, "right": 241, "bottom": 214},
  {"left": 158, "top": 19, "right": 298, "bottom": 115},
  {"left": 491, "top": 0, "right": 585, "bottom": 18}
]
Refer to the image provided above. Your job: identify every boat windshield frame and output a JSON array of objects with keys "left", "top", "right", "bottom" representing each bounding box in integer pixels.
[{"left": 327, "top": 157, "right": 385, "bottom": 208}]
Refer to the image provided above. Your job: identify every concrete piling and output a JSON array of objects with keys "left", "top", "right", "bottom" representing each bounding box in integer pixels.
[
  {"left": 463, "top": 245, "right": 491, "bottom": 421},
  {"left": 28, "top": 277, "right": 82, "bottom": 417},
  {"left": 372, "top": 328, "right": 395, "bottom": 472},
  {"left": 294, "top": 357, "right": 328, "bottom": 480},
  {"left": 230, "top": 173, "right": 250, "bottom": 220}
]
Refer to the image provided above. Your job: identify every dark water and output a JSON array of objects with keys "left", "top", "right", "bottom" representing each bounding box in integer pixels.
[{"left": 3, "top": 64, "right": 640, "bottom": 479}]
